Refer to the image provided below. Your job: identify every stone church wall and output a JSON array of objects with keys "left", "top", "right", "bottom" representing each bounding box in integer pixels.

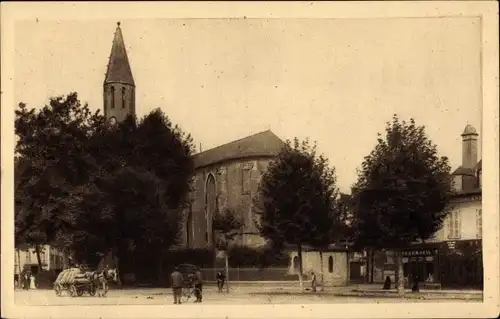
[{"left": 183, "top": 157, "right": 274, "bottom": 249}]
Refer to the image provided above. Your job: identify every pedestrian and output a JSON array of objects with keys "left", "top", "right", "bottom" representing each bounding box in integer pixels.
[
  {"left": 170, "top": 267, "right": 184, "bottom": 305},
  {"left": 23, "top": 272, "right": 30, "bottom": 290},
  {"left": 29, "top": 273, "right": 36, "bottom": 289},
  {"left": 383, "top": 276, "right": 391, "bottom": 290},
  {"left": 311, "top": 271, "right": 317, "bottom": 292},
  {"left": 216, "top": 271, "right": 225, "bottom": 293},
  {"left": 194, "top": 267, "right": 203, "bottom": 302}
]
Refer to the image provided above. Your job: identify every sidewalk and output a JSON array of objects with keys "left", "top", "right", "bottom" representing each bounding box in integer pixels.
[
  {"left": 242, "top": 282, "right": 483, "bottom": 300},
  {"left": 348, "top": 283, "right": 483, "bottom": 295}
]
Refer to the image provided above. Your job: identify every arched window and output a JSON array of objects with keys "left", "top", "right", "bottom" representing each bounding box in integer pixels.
[
  {"left": 205, "top": 174, "right": 217, "bottom": 244},
  {"left": 328, "top": 256, "right": 334, "bottom": 273},
  {"left": 110, "top": 86, "right": 115, "bottom": 109},
  {"left": 121, "top": 87, "right": 126, "bottom": 109}
]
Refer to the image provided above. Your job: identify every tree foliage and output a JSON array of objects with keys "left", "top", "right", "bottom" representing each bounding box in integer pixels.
[
  {"left": 255, "top": 138, "right": 339, "bottom": 249},
  {"left": 15, "top": 93, "right": 195, "bottom": 269},
  {"left": 212, "top": 208, "right": 244, "bottom": 250},
  {"left": 352, "top": 115, "right": 453, "bottom": 249}
]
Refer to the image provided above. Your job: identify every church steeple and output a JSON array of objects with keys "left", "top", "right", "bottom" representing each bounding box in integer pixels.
[{"left": 103, "top": 22, "right": 136, "bottom": 124}]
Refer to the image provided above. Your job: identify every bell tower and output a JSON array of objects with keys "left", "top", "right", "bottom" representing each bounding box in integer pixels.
[{"left": 103, "top": 22, "right": 136, "bottom": 124}]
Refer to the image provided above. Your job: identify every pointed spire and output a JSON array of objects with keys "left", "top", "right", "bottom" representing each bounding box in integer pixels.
[{"left": 104, "top": 22, "right": 135, "bottom": 86}]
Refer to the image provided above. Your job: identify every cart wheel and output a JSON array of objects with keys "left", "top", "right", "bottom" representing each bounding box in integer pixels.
[
  {"left": 180, "top": 288, "right": 190, "bottom": 303},
  {"left": 54, "top": 284, "right": 62, "bottom": 296},
  {"left": 69, "top": 285, "right": 77, "bottom": 297}
]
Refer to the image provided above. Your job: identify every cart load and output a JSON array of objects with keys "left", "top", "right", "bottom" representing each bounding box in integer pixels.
[{"left": 53, "top": 268, "right": 96, "bottom": 297}]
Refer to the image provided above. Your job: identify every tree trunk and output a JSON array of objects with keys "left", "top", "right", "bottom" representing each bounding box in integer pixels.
[
  {"left": 35, "top": 245, "right": 43, "bottom": 270},
  {"left": 156, "top": 256, "right": 164, "bottom": 287},
  {"left": 395, "top": 250, "right": 405, "bottom": 295},
  {"left": 319, "top": 251, "right": 324, "bottom": 291},
  {"left": 370, "top": 249, "right": 375, "bottom": 284},
  {"left": 297, "top": 244, "right": 304, "bottom": 292},
  {"left": 17, "top": 249, "right": 22, "bottom": 286},
  {"left": 225, "top": 253, "right": 230, "bottom": 293}
]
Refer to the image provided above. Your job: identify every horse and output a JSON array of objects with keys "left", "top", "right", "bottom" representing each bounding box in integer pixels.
[{"left": 88, "top": 268, "right": 118, "bottom": 297}]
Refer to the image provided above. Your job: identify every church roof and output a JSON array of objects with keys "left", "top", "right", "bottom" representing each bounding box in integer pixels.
[
  {"left": 193, "top": 130, "right": 285, "bottom": 169},
  {"left": 474, "top": 159, "right": 482, "bottom": 171},
  {"left": 461, "top": 124, "right": 478, "bottom": 136},
  {"left": 104, "top": 22, "right": 135, "bottom": 86},
  {"left": 451, "top": 166, "right": 475, "bottom": 176}
]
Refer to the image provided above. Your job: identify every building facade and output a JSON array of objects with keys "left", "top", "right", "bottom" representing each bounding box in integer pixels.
[
  {"left": 288, "top": 247, "right": 350, "bottom": 287},
  {"left": 15, "top": 245, "right": 68, "bottom": 276},
  {"left": 100, "top": 23, "right": 288, "bottom": 251},
  {"left": 182, "top": 130, "right": 285, "bottom": 249}
]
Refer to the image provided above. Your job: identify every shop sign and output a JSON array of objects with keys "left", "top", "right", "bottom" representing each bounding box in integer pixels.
[
  {"left": 447, "top": 241, "right": 456, "bottom": 250},
  {"left": 401, "top": 249, "right": 433, "bottom": 257}
]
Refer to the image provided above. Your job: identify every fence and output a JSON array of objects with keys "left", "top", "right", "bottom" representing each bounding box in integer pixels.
[{"left": 200, "top": 267, "right": 298, "bottom": 282}]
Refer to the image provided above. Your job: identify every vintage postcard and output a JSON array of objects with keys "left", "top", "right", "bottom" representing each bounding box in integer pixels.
[{"left": 1, "top": 1, "right": 499, "bottom": 319}]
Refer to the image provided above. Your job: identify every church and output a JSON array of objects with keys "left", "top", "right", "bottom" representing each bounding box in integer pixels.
[{"left": 101, "top": 22, "right": 284, "bottom": 250}]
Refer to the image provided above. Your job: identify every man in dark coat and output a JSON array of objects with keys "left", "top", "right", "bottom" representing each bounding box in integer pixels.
[
  {"left": 171, "top": 267, "right": 184, "bottom": 305},
  {"left": 194, "top": 267, "right": 203, "bottom": 302}
]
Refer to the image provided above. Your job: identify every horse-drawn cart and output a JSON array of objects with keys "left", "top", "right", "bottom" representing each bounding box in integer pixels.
[{"left": 54, "top": 268, "right": 96, "bottom": 297}]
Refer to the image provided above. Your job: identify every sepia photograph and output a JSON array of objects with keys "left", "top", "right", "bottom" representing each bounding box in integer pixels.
[{"left": 1, "top": 2, "right": 499, "bottom": 319}]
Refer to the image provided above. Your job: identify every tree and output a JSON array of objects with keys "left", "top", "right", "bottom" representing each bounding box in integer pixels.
[
  {"left": 68, "top": 108, "right": 194, "bottom": 280},
  {"left": 15, "top": 93, "right": 195, "bottom": 279},
  {"left": 15, "top": 93, "right": 101, "bottom": 266},
  {"left": 254, "top": 138, "right": 339, "bottom": 291},
  {"left": 212, "top": 208, "right": 244, "bottom": 292},
  {"left": 352, "top": 115, "right": 453, "bottom": 295}
]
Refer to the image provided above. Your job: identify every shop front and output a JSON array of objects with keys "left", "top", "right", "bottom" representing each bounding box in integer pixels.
[
  {"left": 401, "top": 245, "right": 440, "bottom": 285},
  {"left": 438, "top": 239, "right": 482, "bottom": 289}
]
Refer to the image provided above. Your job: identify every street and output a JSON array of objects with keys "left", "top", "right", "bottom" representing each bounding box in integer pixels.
[{"left": 15, "top": 286, "right": 480, "bottom": 306}]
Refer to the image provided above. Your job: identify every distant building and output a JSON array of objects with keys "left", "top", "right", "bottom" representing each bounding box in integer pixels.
[
  {"left": 182, "top": 130, "right": 285, "bottom": 248},
  {"left": 14, "top": 245, "right": 67, "bottom": 277}
]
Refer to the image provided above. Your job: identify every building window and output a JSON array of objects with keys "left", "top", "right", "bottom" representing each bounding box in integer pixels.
[
  {"left": 242, "top": 168, "right": 251, "bottom": 194},
  {"left": 26, "top": 251, "right": 31, "bottom": 263},
  {"left": 447, "top": 210, "right": 461, "bottom": 239},
  {"left": 476, "top": 209, "right": 482, "bottom": 238},
  {"left": 110, "top": 86, "right": 115, "bottom": 108},
  {"left": 328, "top": 256, "right": 334, "bottom": 273},
  {"left": 121, "top": 87, "right": 126, "bottom": 109}
]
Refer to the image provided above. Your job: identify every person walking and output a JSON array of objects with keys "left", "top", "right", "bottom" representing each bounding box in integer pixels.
[
  {"left": 23, "top": 272, "right": 30, "bottom": 290},
  {"left": 171, "top": 267, "right": 184, "bottom": 305},
  {"left": 194, "top": 267, "right": 203, "bottom": 303},
  {"left": 310, "top": 271, "right": 317, "bottom": 292},
  {"left": 216, "top": 271, "right": 225, "bottom": 293},
  {"left": 29, "top": 273, "right": 36, "bottom": 290}
]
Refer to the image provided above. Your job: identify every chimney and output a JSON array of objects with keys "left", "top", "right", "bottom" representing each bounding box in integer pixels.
[{"left": 461, "top": 124, "right": 478, "bottom": 169}]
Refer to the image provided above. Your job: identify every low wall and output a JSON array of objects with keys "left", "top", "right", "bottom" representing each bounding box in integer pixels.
[{"left": 201, "top": 268, "right": 298, "bottom": 282}]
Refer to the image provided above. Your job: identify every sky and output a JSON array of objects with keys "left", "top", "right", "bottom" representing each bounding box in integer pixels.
[{"left": 14, "top": 17, "right": 482, "bottom": 192}]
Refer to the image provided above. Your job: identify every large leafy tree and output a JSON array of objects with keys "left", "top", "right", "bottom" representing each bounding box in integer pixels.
[
  {"left": 15, "top": 93, "right": 195, "bottom": 277},
  {"left": 352, "top": 115, "right": 453, "bottom": 294},
  {"left": 15, "top": 93, "right": 102, "bottom": 266},
  {"left": 254, "top": 138, "right": 339, "bottom": 291}
]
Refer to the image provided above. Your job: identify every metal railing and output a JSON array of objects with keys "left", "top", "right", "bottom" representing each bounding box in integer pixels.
[{"left": 200, "top": 267, "right": 297, "bottom": 282}]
